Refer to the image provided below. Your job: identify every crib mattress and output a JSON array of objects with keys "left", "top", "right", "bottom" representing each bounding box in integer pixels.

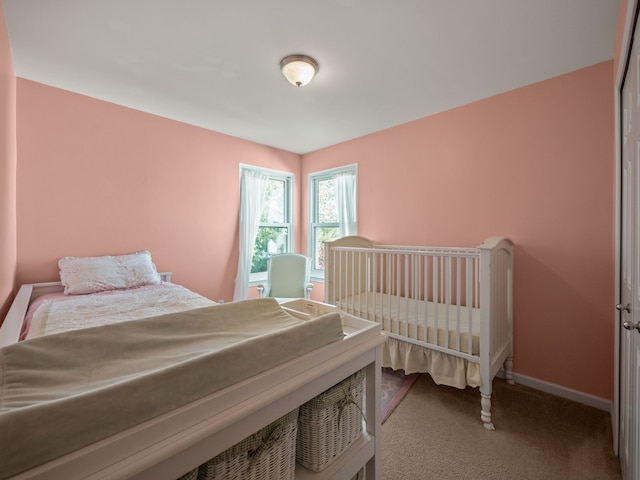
[
  {"left": 337, "top": 291, "right": 481, "bottom": 354},
  {"left": 0, "top": 298, "right": 344, "bottom": 479}
]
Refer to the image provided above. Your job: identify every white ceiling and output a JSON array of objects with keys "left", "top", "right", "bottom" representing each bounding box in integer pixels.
[{"left": 2, "top": 0, "right": 620, "bottom": 154}]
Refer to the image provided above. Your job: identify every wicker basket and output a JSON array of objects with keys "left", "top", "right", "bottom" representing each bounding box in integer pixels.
[
  {"left": 197, "top": 408, "right": 298, "bottom": 480},
  {"left": 176, "top": 468, "right": 198, "bottom": 480},
  {"left": 296, "top": 369, "right": 365, "bottom": 472}
]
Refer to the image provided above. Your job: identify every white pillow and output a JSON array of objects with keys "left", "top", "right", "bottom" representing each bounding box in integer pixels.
[{"left": 59, "top": 250, "right": 162, "bottom": 295}]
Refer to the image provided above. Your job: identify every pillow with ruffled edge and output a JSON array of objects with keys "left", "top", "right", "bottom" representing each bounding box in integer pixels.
[{"left": 59, "top": 251, "right": 162, "bottom": 295}]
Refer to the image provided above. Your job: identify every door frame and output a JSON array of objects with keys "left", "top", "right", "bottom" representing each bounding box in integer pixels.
[{"left": 615, "top": 0, "right": 640, "bottom": 457}]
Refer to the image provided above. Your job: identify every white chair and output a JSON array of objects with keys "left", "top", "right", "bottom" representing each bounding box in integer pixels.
[{"left": 256, "top": 253, "right": 313, "bottom": 301}]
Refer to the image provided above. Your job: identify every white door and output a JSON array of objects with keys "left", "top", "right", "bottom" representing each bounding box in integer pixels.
[{"left": 619, "top": 15, "right": 640, "bottom": 480}]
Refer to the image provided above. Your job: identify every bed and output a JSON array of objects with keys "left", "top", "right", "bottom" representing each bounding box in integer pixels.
[
  {"left": 0, "top": 251, "right": 385, "bottom": 479},
  {"left": 324, "top": 236, "right": 514, "bottom": 430}
]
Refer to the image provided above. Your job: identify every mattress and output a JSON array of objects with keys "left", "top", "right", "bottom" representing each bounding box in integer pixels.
[
  {"left": 22, "top": 282, "right": 217, "bottom": 340},
  {"left": 337, "top": 291, "right": 480, "bottom": 354},
  {"left": 0, "top": 298, "right": 345, "bottom": 479}
]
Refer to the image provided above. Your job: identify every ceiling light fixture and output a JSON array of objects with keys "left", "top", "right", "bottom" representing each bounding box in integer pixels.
[{"left": 280, "top": 54, "right": 319, "bottom": 87}]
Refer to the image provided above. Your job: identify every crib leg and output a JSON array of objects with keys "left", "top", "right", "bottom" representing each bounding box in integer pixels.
[
  {"left": 504, "top": 356, "right": 515, "bottom": 385},
  {"left": 480, "top": 390, "right": 495, "bottom": 430}
]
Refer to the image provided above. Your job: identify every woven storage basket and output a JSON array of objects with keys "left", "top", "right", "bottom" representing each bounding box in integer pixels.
[
  {"left": 197, "top": 408, "right": 298, "bottom": 480},
  {"left": 296, "top": 369, "right": 365, "bottom": 472},
  {"left": 176, "top": 468, "right": 198, "bottom": 480}
]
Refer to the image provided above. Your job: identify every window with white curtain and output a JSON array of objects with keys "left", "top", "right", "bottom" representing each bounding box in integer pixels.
[
  {"left": 308, "top": 164, "right": 357, "bottom": 280},
  {"left": 250, "top": 168, "right": 293, "bottom": 281},
  {"left": 233, "top": 165, "right": 293, "bottom": 301}
]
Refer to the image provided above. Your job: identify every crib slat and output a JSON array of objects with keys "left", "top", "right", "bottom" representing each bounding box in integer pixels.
[
  {"left": 455, "top": 256, "right": 461, "bottom": 352},
  {"left": 432, "top": 255, "right": 439, "bottom": 346},
  {"left": 467, "top": 258, "right": 474, "bottom": 355},
  {"left": 416, "top": 254, "right": 420, "bottom": 335},
  {"left": 423, "top": 254, "right": 430, "bottom": 344}
]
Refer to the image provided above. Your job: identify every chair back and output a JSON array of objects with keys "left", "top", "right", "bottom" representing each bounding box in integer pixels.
[{"left": 267, "top": 253, "right": 311, "bottom": 298}]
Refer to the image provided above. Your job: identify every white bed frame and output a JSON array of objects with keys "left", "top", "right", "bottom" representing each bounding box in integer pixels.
[
  {"left": 0, "top": 278, "right": 385, "bottom": 480},
  {"left": 324, "top": 236, "right": 514, "bottom": 430}
]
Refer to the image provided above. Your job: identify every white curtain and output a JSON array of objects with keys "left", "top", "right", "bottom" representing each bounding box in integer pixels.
[
  {"left": 233, "top": 169, "right": 267, "bottom": 301},
  {"left": 334, "top": 170, "right": 357, "bottom": 237}
]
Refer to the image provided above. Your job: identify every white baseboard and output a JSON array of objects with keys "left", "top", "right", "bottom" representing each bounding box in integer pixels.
[{"left": 499, "top": 371, "right": 613, "bottom": 413}]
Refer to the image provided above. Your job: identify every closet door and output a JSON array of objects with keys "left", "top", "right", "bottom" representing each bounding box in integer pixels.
[{"left": 619, "top": 16, "right": 640, "bottom": 480}]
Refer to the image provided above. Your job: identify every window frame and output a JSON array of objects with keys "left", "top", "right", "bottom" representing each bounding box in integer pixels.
[
  {"left": 240, "top": 165, "right": 294, "bottom": 285},
  {"left": 308, "top": 164, "right": 358, "bottom": 281}
]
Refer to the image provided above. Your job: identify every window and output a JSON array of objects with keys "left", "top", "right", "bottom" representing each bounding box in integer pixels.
[
  {"left": 241, "top": 166, "right": 293, "bottom": 284},
  {"left": 308, "top": 164, "right": 357, "bottom": 279}
]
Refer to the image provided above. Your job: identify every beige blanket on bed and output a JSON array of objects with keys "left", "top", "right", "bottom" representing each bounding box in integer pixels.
[{"left": 0, "top": 298, "right": 344, "bottom": 479}]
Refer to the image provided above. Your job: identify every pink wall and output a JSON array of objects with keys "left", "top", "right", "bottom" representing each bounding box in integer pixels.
[
  {"left": 303, "top": 62, "right": 615, "bottom": 400},
  {"left": 16, "top": 80, "right": 301, "bottom": 302},
  {"left": 0, "top": 2, "right": 16, "bottom": 320}
]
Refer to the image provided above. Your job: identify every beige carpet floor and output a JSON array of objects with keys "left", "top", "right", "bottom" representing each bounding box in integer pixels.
[{"left": 381, "top": 374, "right": 622, "bottom": 480}]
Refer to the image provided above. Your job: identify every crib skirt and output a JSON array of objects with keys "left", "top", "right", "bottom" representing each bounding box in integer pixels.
[{"left": 382, "top": 337, "right": 481, "bottom": 389}]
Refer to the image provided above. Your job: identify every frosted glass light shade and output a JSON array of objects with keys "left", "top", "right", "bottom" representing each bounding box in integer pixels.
[{"left": 280, "top": 55, "right": 318, "bottom": 87}]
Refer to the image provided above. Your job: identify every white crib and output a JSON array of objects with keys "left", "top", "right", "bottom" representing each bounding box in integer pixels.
[{"left": 324, "top": 235, "right": 514, "bottom": 430}]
